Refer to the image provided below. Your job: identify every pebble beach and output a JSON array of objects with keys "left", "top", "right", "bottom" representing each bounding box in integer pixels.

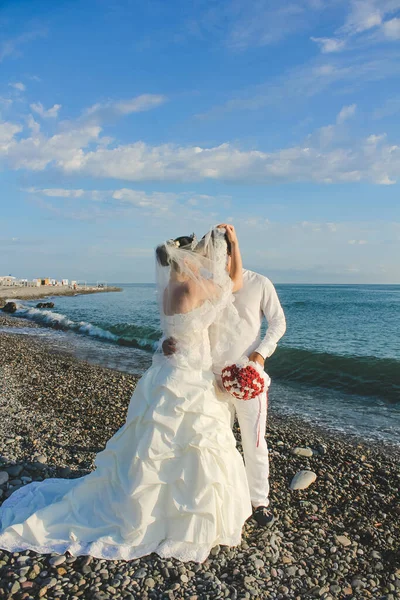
[{"left": 0, "top": 314, "right": 399, "bottom": 600}]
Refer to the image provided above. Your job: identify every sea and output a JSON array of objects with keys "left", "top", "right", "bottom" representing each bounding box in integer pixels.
[{"left": 3, "top": 283, "right": 400, "bottom": 447}]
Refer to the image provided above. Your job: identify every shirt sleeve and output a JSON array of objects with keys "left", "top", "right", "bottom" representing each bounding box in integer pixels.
[{"left": 254, "top": 277, "right": 286, "bottom": 359}]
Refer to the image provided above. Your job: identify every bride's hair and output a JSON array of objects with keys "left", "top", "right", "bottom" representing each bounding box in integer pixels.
[{"left": 156, "top": 235, "right": 196, "bottom": 268}]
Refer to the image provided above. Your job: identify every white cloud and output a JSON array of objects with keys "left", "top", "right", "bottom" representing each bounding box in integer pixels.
[
  {"left": 27, "top": 115, "right": 41, "bottom": 136},
  {"left": 312, "top": 1, "right": 400, "bottom": 53},
  {"left": 114, "top": 95, "right": 166, "bottom": 115},
  {"left": 188, "top": 0, "right": 330, "bottom": 51},
  {"left": 0, "top": 121, "right": 22, "bottom": 152},
  {"left": 376, "top": 174, "right": 396, "bottom": 185},
  {"left": 26, "top": 187, "right": 85, "bottom": 198},
  {"left": 0, "top": 30, "right": 46, "bottom": 63},
  {"left": 9, "top": 82, "right": 26, "bottom": 92},
  {"left": 366, "top": 133, "right": 387, "bottom": 144},
  {"left": 83, "top": 94, "right": 167, "bottom": 124},
  {"left": 382, "top": 17, "right": 400, "bottom": 39},
  {"left": 23, "top": 187, "right": 234, "bottom": 225},
  {"left": 200, "top": 52, "right": 400, "bottom": 117},
  {"left": 310, "top": 37, "right": 346, "bottom": 53},
  {"left": 30, "top": 102, "right": 62, "bottom": 118},
  {"left": 35, "top": 137, "right": 400, "bottom": 185},
  {"left": 336, "top": 103, "right": 357, "bottom": 124},
  {"left": 341, "top": 1, "right": 383, "bottom": 35},
  {"left": 25, "top": 186, "right": 228, "bottom": 211},
  {"left": 4, "top": 124, "right": 101, "bottom": 171},
  {"left": 2, "top": 102, "right": 400, "bottom": 186},
  {"left": 112, "top": 188, "right": 176, "bottom": 211}
]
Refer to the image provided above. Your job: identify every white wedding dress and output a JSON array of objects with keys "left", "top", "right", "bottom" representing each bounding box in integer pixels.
[{"left": 0, "top": 294, "right": 252, "bottom": 562}]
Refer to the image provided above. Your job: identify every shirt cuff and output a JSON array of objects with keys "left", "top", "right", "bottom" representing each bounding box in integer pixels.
[{"left": 254, "top": 341, "right": 277, "bottom": 360}]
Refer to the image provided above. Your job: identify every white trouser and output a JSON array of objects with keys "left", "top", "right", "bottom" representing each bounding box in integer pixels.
[{"left": 218, "top": 386, "right": 270, "bottom": 508}]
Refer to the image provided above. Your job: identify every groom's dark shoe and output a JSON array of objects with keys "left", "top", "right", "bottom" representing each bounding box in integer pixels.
[{"left": 253, "top": 506, "right": 275, "bottom": 527}]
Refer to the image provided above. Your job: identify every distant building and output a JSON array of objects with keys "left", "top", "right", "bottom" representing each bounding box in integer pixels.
[
  {"left": 0, "top": 276, "right": 16, "bottom": 286},
  {"left": 62, "top": 279, "right": 69, "bottom": 286}
]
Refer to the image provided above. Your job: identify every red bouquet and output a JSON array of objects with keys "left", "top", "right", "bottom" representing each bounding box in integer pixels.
[{"left": 221, "top": 358, "right": 269, "bottom": 400}]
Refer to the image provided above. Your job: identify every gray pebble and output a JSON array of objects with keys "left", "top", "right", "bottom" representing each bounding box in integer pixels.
[
  {"left": 11, "top": 581, "right": 21, "bottom": 594},
  {"left": 351, "top": 578, "right": 365, "bottom": 589},
  {"left": 290, "top": 470, "right": 317, "bottom": 490},
  {"left": 49, "top": 555, "right": 66, "bottom": 566},
  {"left": 6, "top": 464, "right": 24, "bottom": 476},
  {"left": 43, "top": 577, "right": 58, "bottom": 588},
  {"left": 134, "top": 568, "right": 147, "bottom": 578},
  {"left": 0, "top": 471, "right": 9, "bottom": 485},
  {"left": 292, "top": 447, "right": 313, "bottom": 457}
]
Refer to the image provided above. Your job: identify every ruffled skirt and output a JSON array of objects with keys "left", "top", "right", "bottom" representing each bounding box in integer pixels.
[{"left": 0, "top": 359, "right": 252, "bottom": 563}]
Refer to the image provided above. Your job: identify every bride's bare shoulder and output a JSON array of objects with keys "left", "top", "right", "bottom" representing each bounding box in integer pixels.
[{"left": 164, "top": 281, "right": 198, "bottom": 315}]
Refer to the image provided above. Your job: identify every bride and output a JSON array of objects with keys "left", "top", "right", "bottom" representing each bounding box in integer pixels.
[{"left": 0, "top": 225, "right": 252, "bottom": 563}]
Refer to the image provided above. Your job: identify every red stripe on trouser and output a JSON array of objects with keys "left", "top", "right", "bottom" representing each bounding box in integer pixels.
[{"left": 256, "top": 389, "right": 268, "bottom": 448}]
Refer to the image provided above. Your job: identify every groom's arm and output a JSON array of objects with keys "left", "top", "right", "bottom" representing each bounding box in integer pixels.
[{"left": 251, "top": 278, "right": 286, "bottom": 363}]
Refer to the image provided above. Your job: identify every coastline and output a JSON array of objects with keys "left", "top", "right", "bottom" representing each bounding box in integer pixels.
[
  {"left": 0, "top": 285, "right": 122, "bottom": 308},
  {"left": 0, "top": 322, "right": 398, "bottom": 599}
]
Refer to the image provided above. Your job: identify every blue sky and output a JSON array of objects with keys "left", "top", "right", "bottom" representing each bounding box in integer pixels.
[{"left": 1, "top": 0, "right": 400, "bottom": 283}]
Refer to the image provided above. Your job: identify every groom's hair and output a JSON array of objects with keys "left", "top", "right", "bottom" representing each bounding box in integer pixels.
[{"left": 224, "top": 232, "right": 232, "bottom": 255}]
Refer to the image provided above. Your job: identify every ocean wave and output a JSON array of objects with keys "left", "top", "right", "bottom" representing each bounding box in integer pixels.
[
  {"left": 107, "top": 322, "right": 161, "bottom": 352},
  {"left": 12, "top": 305, "right": 157, "bottom": 351},
  {"left": 14, "top": 305, "right": 119, "bottom": 342},
  {"left": 267, "top": 346, "right": 400, "bottom": 402},
  {"left": 10, "top": 304, "right": 400, "bottom": 401}
]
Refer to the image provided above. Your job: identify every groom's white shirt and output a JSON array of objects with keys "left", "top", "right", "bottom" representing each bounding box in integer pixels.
[
  {"left": 222, "top": 269, "right": 286, "bottom": 366},
  {"left": 216, "top": 269, "right": 285, "bottom": 508}
]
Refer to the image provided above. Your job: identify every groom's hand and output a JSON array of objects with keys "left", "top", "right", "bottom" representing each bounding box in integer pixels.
[
  {"left": 217, "top": 223, "right": 238, "bottom": 245},
  {"left": 249, "top": 352, "right": 265, "bottom": 367},
  {"left": 162, "top": 337, "right": 177, "bottom": 356}
]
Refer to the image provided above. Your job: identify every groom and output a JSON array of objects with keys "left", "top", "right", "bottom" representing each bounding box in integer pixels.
[{"left": 163, "top": 224, "right": 286, "bottom": 526}]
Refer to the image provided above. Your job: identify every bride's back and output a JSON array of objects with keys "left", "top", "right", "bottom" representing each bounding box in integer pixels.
[
  {"left": 163, "top": 279, "right": 210, "bottom": 317},
  {"left": 154, "top": 231, "right": 227, "bottom": 370}
]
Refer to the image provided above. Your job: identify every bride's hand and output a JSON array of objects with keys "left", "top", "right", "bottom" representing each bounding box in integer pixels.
[{"left": 217, "top": 223, "right": 238, "bottom": 245}]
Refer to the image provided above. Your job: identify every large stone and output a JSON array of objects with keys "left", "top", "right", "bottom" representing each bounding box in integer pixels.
[
  {"left": 0, "top": 471, "right": 9, "bottom": 485},
  {"left": 2, "top": 302, "right": 17, "bottom": 313},
  {"left": 36, "top": 302, "right": 55, "bottom": 309},
  {"left": 6, "top": 464, "right": 24, "bottom": 477},
  {"left": 290, "top": 470, "right": 317, "bottom": 490},
  {"left": 292, "top": 447, "right": 313, "bottom": 457}
]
